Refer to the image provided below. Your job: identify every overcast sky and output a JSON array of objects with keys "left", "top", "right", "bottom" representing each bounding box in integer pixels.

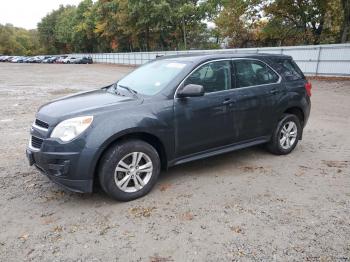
[{"left": 0, "top": 0, "right": 83, "bottom": 29}]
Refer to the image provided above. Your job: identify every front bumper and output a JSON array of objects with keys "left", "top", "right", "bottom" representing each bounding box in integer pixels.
[{"left": 26, "top": 147, "right": 94, "bottom": 193}]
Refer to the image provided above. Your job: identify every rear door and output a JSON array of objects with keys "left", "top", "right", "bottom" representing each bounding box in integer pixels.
[{"left": 231, "top": 59, "right": 283, "bottom": 141}]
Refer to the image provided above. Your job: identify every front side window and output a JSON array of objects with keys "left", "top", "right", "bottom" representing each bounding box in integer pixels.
[
  {"left": 234, "top": 60, "right": 279, "bottom": 88},
  {"left": 117, "top": 60, "right": 188, "bottom": 95},
  {"left": 184, "top": 61, "right": 232, "bottom": 93}
]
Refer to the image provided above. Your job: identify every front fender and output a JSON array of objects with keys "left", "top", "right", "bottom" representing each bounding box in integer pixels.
[{"left": 84, "top": 100, "right": 175, "bottom": 179}]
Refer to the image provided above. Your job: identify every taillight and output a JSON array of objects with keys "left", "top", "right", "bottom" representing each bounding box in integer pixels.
[{"left": 305, "top": 82, "right": 312, "bottom": 97}]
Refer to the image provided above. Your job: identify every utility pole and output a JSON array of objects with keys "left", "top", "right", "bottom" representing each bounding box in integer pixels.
[{"left": 183, "top": 17, "right": 187, "bottom": 50}]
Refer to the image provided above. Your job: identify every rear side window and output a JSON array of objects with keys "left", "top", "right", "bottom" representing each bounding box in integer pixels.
[
  {"left": 273, "top": 59, "right": 304, "bottom": 81},
  {"left": 234, "top": 60, "right": 280, "bottom": 88}
]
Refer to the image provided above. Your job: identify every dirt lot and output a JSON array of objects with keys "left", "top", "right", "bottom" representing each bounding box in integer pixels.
[{"left": 0, "top": 63, "right": 349, "bottom": 261}]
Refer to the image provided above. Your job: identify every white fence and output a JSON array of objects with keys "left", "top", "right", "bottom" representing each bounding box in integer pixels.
[{"left": 72, "top": 43, "right": 350, "bottom": 76}]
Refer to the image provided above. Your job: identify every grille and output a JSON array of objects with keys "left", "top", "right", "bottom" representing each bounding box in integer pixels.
[
  {"left": 31, "top": 136, "right": 43, "bottom": 149},
  {"left": 35, "top": 119, "right": 49, "bottom": 129}
]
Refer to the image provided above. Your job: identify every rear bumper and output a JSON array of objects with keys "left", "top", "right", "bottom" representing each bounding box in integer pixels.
[{"left": 26, "top": 148, "right": 93, "bottom": 193}]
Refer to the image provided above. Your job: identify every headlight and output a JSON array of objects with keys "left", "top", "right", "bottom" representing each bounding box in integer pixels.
[{"left": 51, "top": 116, "right": 93, "bottom": 142}]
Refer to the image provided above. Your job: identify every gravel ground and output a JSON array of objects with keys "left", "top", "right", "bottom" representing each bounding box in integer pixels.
[{"left": 0, "top": 63, "right": 349, "bottom": 262}]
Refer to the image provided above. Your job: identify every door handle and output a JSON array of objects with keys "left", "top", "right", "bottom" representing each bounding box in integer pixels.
[
  {"left": 269, "top": 89, "right": 279, "bottom": 95},
  {"left": 222, "top": 98, "right": 233, "bottom": 105}
]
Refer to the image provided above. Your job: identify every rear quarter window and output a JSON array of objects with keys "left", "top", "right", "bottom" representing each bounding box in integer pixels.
[
  {"left": 234, "top": 60, "right": 280, "bottom": 88},
  {"left": 272, "top": 59, "right": 305, "bottom": 81}
]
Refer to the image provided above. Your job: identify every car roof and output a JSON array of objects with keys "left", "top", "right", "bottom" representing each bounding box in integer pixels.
[{"left": 158, "top": 52, "right": 292, "bottom": 63}]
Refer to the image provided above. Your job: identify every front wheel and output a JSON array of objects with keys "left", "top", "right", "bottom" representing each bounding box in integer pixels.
[
  {"left": 99, "top": 140, "right": 160, "bottom": 201},
  {"left": 266, "top": 114, "right": 302, "bottom": 155}
]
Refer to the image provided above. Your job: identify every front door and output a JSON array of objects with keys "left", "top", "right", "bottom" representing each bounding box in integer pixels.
[{"left": 174, "top": 60, "right": 235, "bottom": 157}]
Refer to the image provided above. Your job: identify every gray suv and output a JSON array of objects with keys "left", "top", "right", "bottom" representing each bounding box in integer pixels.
[{"left": 27, "top": 53, "right": 311, "bottom": 201}]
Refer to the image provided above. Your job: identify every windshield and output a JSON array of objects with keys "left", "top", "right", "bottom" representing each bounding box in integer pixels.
[{"left": 117, "top": 60, "right": 188, "bottom": 95}]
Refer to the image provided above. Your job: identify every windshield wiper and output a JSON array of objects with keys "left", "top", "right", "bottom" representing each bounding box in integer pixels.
[{"left": 116, "top": 84, "right": 138, "bottom": 97}]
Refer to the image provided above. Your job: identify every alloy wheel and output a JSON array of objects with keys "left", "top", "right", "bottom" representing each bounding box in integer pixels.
[
  {"left": 279, "top": 121, "right": 298, "bottom": 150},
  {"left": 114, "top": 152, "right": 153, "bottom": 193}
]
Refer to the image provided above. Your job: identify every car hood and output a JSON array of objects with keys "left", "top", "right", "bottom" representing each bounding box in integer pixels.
[{"left": 37, "top": 88, "right": 142, "bottom": 123}]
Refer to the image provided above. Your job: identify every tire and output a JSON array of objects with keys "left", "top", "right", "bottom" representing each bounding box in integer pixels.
[
  {"left": 98, "top": 139, "right": 161, "bottom": 201},
  {"left": 266, "top": 114, "right": 302, "bottom": 155}
]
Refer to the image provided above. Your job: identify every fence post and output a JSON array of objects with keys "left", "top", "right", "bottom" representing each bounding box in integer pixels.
[{"left": 315, "top": 46, "right": 322, "bottom": 76}]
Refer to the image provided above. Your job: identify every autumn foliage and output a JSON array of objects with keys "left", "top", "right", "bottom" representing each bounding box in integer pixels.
[{"left": 0, "top": 0, "right": 348, "bottom": 55}]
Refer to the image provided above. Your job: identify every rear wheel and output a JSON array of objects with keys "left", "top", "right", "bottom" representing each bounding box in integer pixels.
[
  {"left": 266, "top": 114, "right": 302, "bottom": 155},
  {"left": 99, "top": 140, "right": 160, "bottom": 201}
]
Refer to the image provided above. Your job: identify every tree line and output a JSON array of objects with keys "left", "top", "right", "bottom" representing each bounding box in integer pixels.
[{"left": 1, "top": 0, "right": 349, "bottom": 56}]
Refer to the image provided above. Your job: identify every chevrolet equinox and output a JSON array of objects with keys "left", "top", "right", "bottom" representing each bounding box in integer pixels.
[{"left": 27, "top": 53, "right": 311, "bottom": 201}]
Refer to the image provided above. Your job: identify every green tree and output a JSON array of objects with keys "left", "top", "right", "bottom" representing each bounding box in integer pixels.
[
  {"left": 37, "top": 5, "right": 68, "bottom": 53},
  {"left": 54, "top": 6, "right": 77, "bottom": 53},
  {"left": 214, "top": 0, "right": 262, "bottom": 48},
  {"left": 165, "top": 0, "right": 212, "bottom": 50},
  {"left": 263, "top": 0, "right": 337, "bottom": 45},
  {"left": 94, "top": 0, "right": 128, "bottom": 51},
  {"left": 3, "top": 0, "right": 347, "bottom": 55},
  {"left": 73, "top": 0, "right": 98, "bottom": 52},
  {"left": 0, "top": 24, "right": 41, "bottom": 55},
  {"left": 128, "top": 0, "right": 172, "bottom": 51}
]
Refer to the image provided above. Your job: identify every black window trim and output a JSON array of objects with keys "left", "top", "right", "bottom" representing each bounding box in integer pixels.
[{"left": 174, "top": 58, "right": 282, "bottom": 98}]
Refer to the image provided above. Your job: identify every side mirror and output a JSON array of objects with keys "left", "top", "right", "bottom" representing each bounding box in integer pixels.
[{"left": 177, "top": 84, "right": 205, "bottom": 98}]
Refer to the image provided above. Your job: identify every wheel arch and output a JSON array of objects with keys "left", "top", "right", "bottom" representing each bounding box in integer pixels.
[
  {"left": 92, "top": 131, "right": 168, "bottom": 184},
  {"left": 283, "top": 106, "right": 305, "bottom": 127}
]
